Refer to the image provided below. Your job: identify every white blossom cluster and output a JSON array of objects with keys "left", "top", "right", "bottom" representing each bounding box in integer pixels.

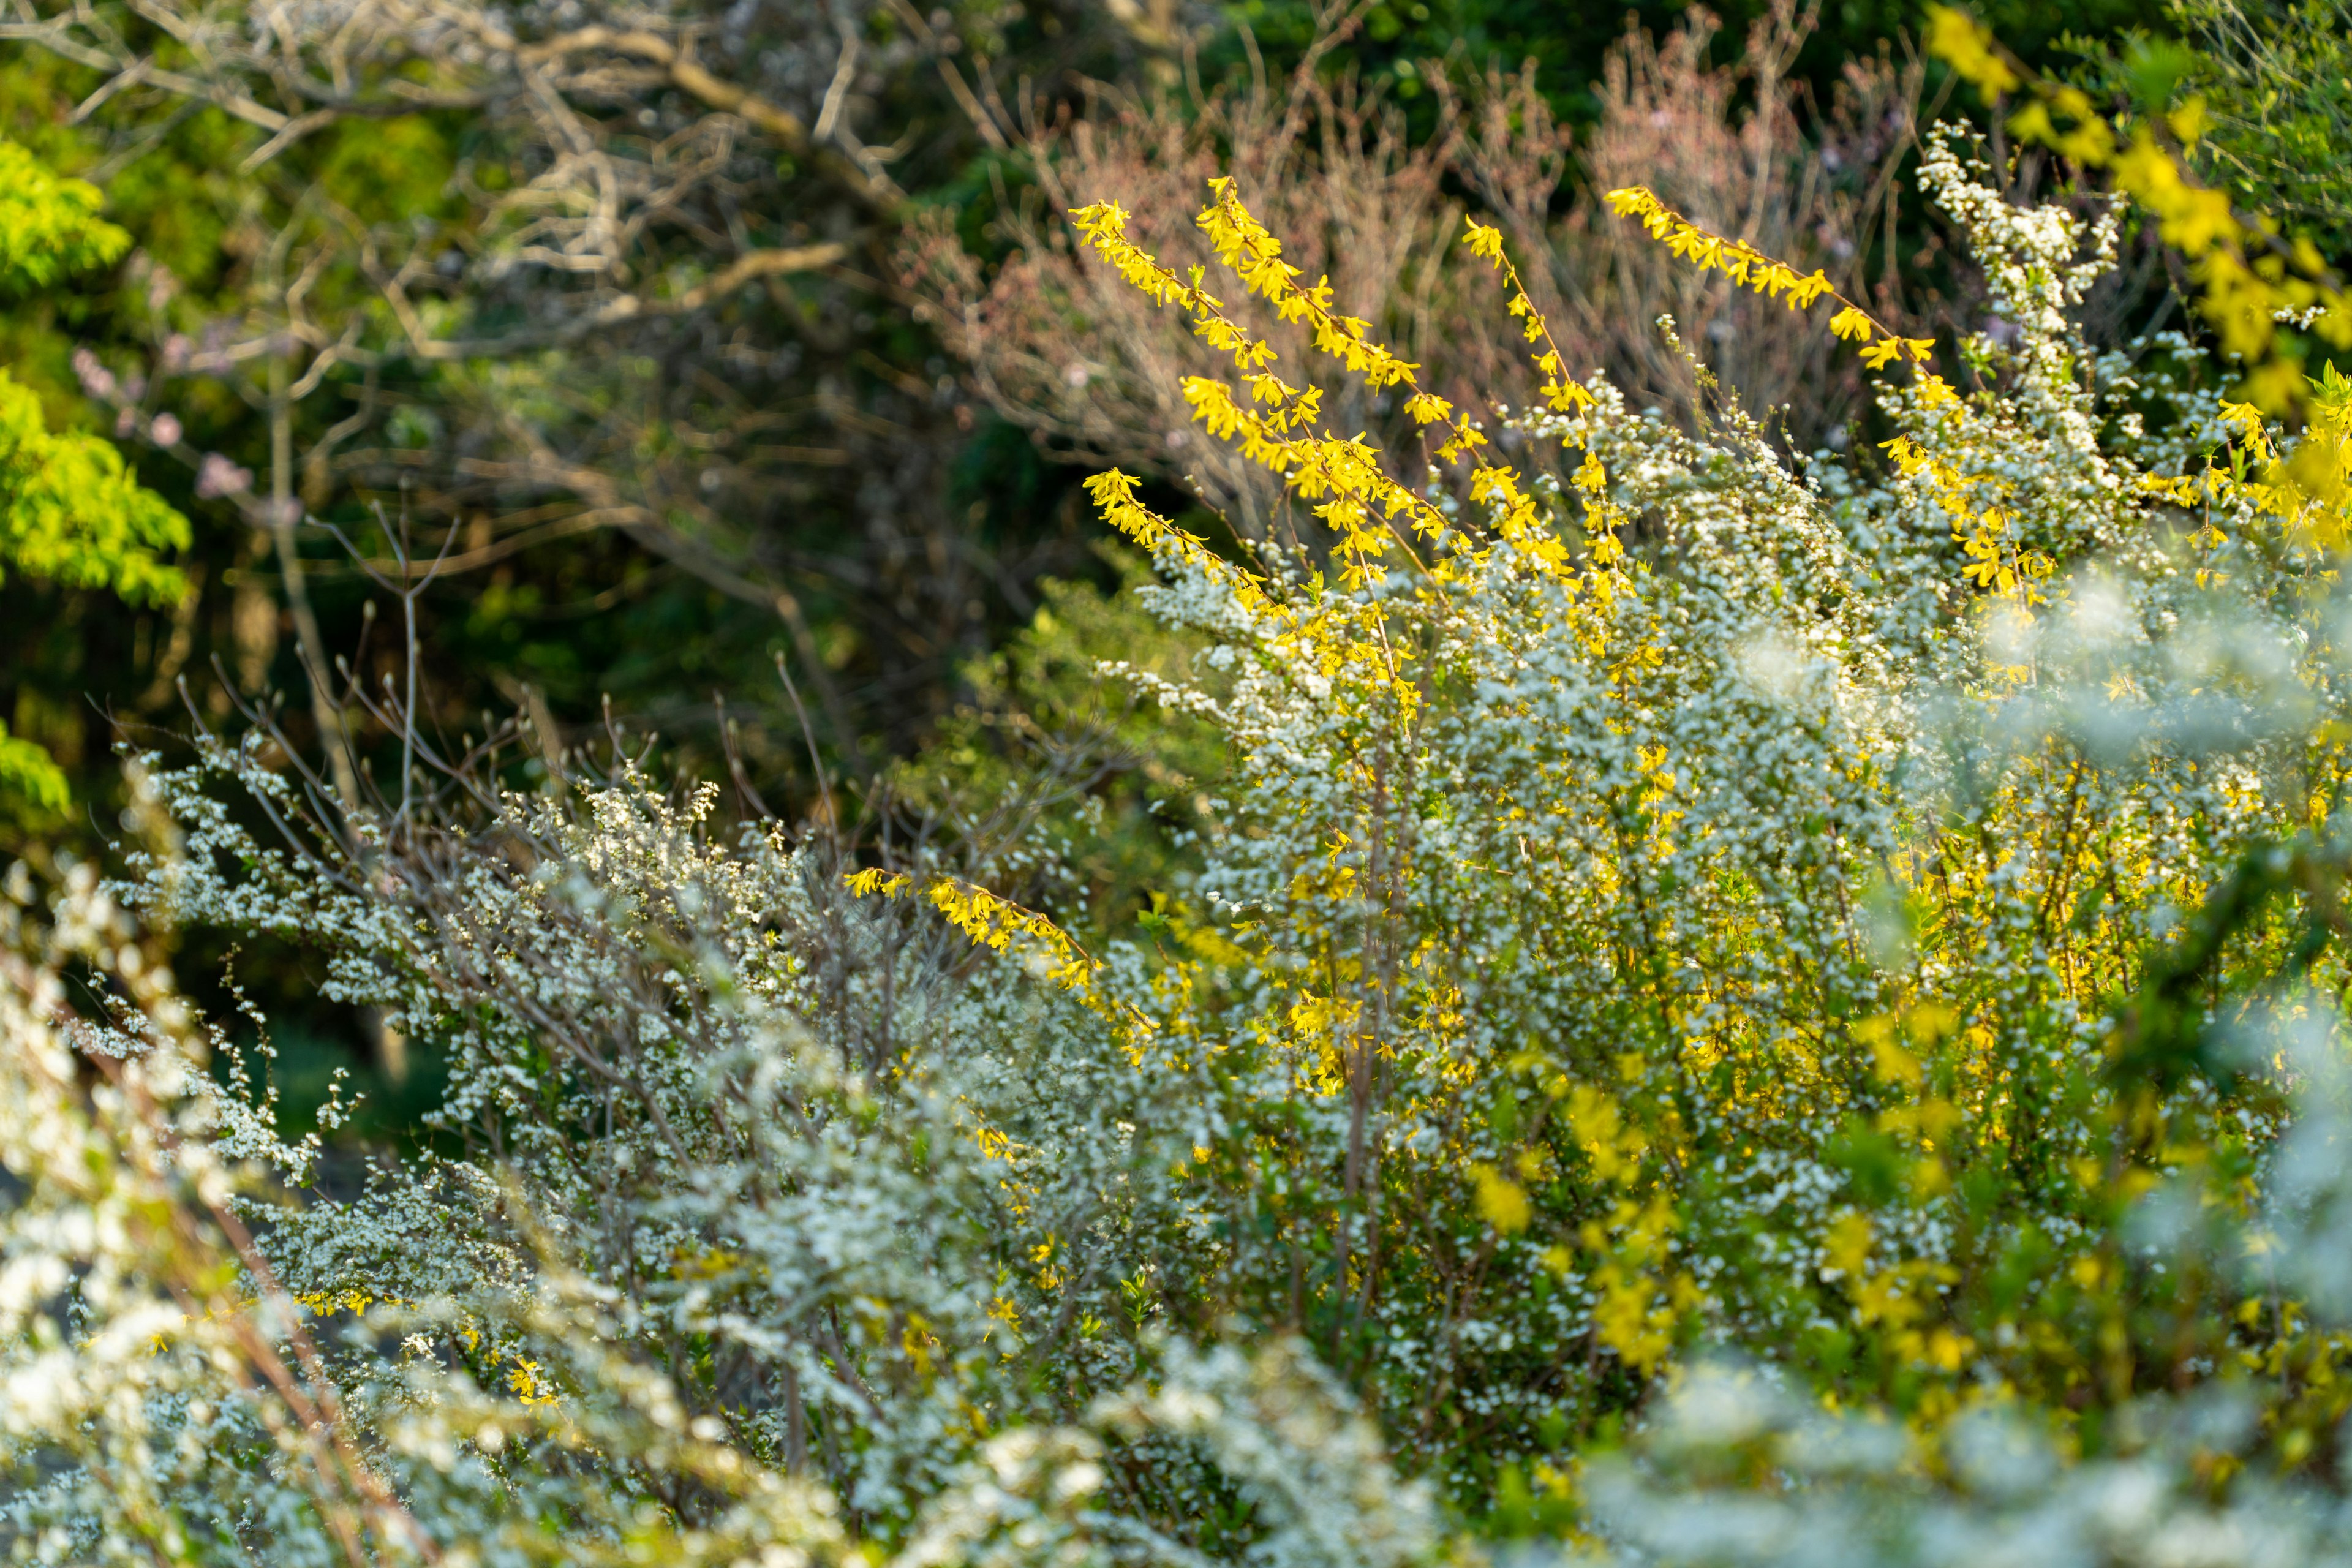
[{"left": 1, "top": 836, "right": 1427, "bottom": 1560}]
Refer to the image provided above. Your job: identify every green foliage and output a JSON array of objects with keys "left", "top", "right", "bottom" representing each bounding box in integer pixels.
[
  {"left": 2168, "top": 0, "right": 2352, "bottom": 261},
  {"left": 0, "top": 137, "right": 129, "bottom": 292},
  {"left": 0, "top": 718, "right": 67, "bottom": 812},
  {"left": 0, "top": 138, "right": 180, "bottom": 605},
  {"left": 0, "top": 139, "right": 186, "bottom": 816},
  {"left": 0, "top": 369, "right": 187, "bottom": 603},
  {"left": 1217, "top": 0, "right": 2167, "bottom": 125}
]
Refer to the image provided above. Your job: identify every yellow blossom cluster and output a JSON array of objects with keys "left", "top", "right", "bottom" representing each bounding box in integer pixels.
[
  {"left": 846, "top": 864, "right": 1149, "bottom": 1047},
  {"left": 1067, "top": 185, "right": 1619, "bottom": 592},
  {"left": 1602, "top": 184, "right": 1941, "bottom": 386},
  {"left": 1459, "top": 218, "right": 1598, "bottom": 421}
]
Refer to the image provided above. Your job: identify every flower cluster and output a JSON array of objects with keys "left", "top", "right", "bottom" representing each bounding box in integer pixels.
[{"left": 16, "top": 99, "right": 2352, "bottom": 1568}]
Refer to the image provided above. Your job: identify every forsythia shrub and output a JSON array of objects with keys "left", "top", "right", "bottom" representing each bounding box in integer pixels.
[{"left": 18, "top": 86, "right": 2352, "bottom": 1568}]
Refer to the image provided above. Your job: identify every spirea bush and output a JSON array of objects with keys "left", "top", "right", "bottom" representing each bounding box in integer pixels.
[{"left": 17, "top": 119, "right": 2352, "bottom": 1567}]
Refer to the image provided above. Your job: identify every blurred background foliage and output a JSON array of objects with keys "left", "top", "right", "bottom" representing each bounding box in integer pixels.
[{"left": 0, "top": 0, "right": 2283, "bottom": 1140}]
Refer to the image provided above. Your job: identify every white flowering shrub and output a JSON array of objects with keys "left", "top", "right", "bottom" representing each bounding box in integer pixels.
[{"left": 15, "top": 121, "right": 2352, "bottom": 1566}]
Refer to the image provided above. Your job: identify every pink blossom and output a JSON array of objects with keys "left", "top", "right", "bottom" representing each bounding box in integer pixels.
[
  {"left": 194, "top": 452, "right": 253, "bottom": 499},
  {"left": 70, "top": 348, "right": 116, "bottom": 402}
]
